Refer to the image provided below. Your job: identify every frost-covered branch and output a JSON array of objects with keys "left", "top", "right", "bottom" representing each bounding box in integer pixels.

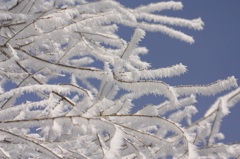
[{"left": 0, "top": 0, "right": 238, "bottom": 158}]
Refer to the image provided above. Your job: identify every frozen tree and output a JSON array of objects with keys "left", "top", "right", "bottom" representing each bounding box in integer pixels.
[{"left": 0, "top": 0, "right": 239, "bottom": 158}]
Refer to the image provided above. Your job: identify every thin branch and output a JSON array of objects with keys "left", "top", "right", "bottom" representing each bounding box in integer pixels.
[
  {"left": 206, "top": 102, "right": 221, "bottom": 146},
  {"left": 0, "top": 128, "right": 62, "bottom": 158},
  {"left": 14, "top": 47, "right": 102, "bottom": 72},
  {"left": 96, "top": 133, "right": 105, "bottom": 156},
  {"left": 2, "top": 7, "right": 57, "bottom": 46},
  {"left": 57, "top": 41, "right": 79, "bottom": 64},
  {"left": 16, "top": 61, "right": 76, "bottom": 105},
  {"left": 123, "top": 137, "right": 142, "bottom": 159},
  {"left": 0, "top": 148, "right": 10, "bottom": 159}
]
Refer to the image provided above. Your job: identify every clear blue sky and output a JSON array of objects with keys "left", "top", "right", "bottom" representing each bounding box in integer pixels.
[{"left": 117, "top": 0, "right": 240, "bottom": 144}]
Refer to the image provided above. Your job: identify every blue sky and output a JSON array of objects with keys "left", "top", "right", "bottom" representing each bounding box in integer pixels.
[{"left": 117, "top": 0, "right": 240, "bottom": 144}]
